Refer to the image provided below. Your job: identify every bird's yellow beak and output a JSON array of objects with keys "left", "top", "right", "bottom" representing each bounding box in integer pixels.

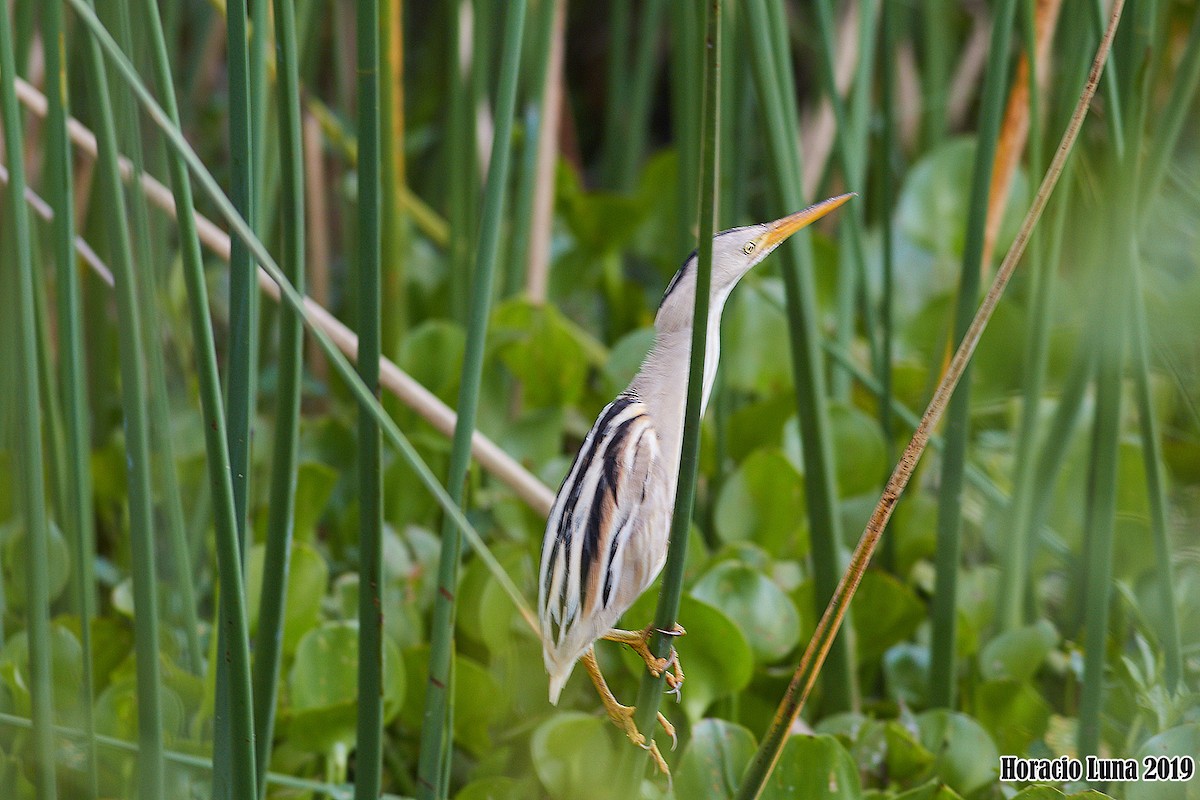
[{"left": 760, "top": 193, "right": 855, "bottom": 251}]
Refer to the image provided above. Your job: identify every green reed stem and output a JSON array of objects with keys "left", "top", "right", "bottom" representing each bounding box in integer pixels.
[
  {"left": 813, "top": 0, "right": 876, "bottom": 376},
  {"left": 1140, "top": 9, "right": 1200, "bottom": 218},
  {"left": 42, "top": 0, "right": 99, "bottom": 793},
  {"left": 929, "top": 0, "right": 1018, "bottom": 709},
  {"left": 0, "top": 9, "right": 58, "bottom": 797},
  {"left": 74, "top": 0, "right": 166, "bottom": 792},
  {"left": 506, "top": 0, "right": 558, "bottom": 297},
  {"left": 416, "top": 3, "right": 528, "bottom": 798},
  {"left": 66, "top": 0, "right": 536, "bottom": 640},
  {"left": 737, "top": 4, "right": 1126, "bottom": 793},
  {"left": 445, "top": 0, "right": 478, "bottom": 324},
  {"left": 215, "top": 0, "right": 257, "bottom": 792},
  {"left": 225, "top": 0, "right": 257, "bottom": 543},
  {"left": 876, "top": 0, "right": 896, "bottom": 569},
  {"left": 611, "top": 0, "right": 666, "bottom": 191},
  {"left": 251, "top": 0, "right": 306, "bottom": 789},
  {"left": 110, "top": 0, "right": 204, "bottom": 676},
  {"left": 995, "top": 0, "right": 1060, "bottom": 632},
  {"left": 619, "top": 0, "right": 721, "bottom": 792},
  {"left": 132, "top": 0, "right": 257, "bottom": 796},
  {"left": 354, "top": 0, "right": 385, "bottom": 793},
  {"left": 380, "top": 0, "right": 408, "bottom": 356},
  {"left": 921, "top": 0, "right": 950, "bottom": 148},
  {"left": 670, "top": 0, "right": 703, "bottom": 255},
  {"left": 1128, "top": 268, "right": 1183, "bottom": 691},
  {"left": 746, "top": 0, "right": 855, "bottom": 712}
]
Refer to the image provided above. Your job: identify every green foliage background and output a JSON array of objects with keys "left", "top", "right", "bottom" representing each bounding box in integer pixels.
[{"left": 0, "top": 1, "right": 1198, "bottom": 799}]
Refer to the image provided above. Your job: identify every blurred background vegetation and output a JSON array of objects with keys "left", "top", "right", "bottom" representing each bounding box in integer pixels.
[{"left": 0, "top": 0, "right": 1197, "bottom": 799}]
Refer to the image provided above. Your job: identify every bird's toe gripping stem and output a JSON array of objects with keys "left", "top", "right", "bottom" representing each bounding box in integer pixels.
[{"left": 603, "top": 624, "right": 686, "bottom": 700}]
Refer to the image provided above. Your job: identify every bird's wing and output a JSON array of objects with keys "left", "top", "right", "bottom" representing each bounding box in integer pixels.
[{"left": 538, "top": 393, "right": 661, "bottom": 660}]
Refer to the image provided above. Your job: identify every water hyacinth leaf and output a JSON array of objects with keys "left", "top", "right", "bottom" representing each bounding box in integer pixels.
[
  {"left": 885, "top": 644, "right": 932, "bottom": 708},
  {"left": 851, "top": 570, "right": 926, "bottom": 665},
  {"left": 978, "top": 620, "right": 1058, "bottom": 682},
  {"left": 915, "top": 710, "right": 1001, "bottom": 797},
  {"left": 896, "top": 137, "right": 1028, "bottom": 265},
  {"left": 715, "top": 448, "right": 807, "bottom": 556},
  {"left": 489, "top": 298, "right": 608, "bottom": 409},
  {"left": 972, "top": 680, "right": 1052, "bottom": 755},
  {"left": 530, "top": 711, "right": 617, "bottom": 799},
  {"left": 1, "top": 521, "right": 71, "bottom": 609},
  {"left": 760, "top": 734, "right": 861, "bottom": 800},
  {"left": 286, "top": 621, "right": 404, "bottom": 752},
  {"left": 674, "top": 719, "right": 758, "bottom": 800},
  {"left": 454, "top": 776, "right": 539, "bottom": 800},
  {"left": 1008, "top": 788, "right": 1066, "bottom": 800},
  {"left": 622, "top": 593, "right": 753, "bottom": 722},
  {"left": 722, "top": 282, "right": 792, "bottom": 394},
  {"left": 92, "top": 678, "right": 185, "bottom": 741},
  {"left": 725, "top": 393, "right": 796, "bottom": 463},
  {"left": 882, "top": 721, "right": 936, "bottom": 783},
  {"left": 0, "top": 625, "right": 83, "bottom": 718},
  {"left": 602, "top": 327, "right": 655, "bottom": 399},
  {"left": 246, "top": 541, "right": 329, "bottom": 655},
  {"left": 399, "top": 320, "right": 467, "bottom": 405},
  {"left": 893, "top": 781, "right": 965, "bottom": 800},
  {"left": 1128, "top": 724, "right": 1200, "bottom": 800},
  {"left": 690, "top": 561, "right": 801, "bottom": 664},
  {"left": 291, "top": 461, "right": 338, "bottom": 543},
  {"left": 401, "top": 647, "right": 502, "bottom": 755}
]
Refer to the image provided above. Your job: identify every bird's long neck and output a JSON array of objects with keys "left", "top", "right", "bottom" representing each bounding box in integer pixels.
[{"left": 627, "top": 305, "right": 726, "bottom": 480}]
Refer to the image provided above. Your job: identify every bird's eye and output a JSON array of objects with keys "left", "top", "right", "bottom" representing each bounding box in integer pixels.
[{"left": 742, "top": 241, "right": 756, "bottom": 255}]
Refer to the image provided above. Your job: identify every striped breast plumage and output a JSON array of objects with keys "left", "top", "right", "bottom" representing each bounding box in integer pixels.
[{"left": 538, "top": 392, "right": 670, "bottom": 700}]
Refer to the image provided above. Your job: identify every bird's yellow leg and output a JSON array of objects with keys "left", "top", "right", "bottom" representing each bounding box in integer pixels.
[
  {"left": 580, "top": 647, "right": 675, "bottom": 779},
  {"left": 602, "top": 624, "right": 686, "bottom": 696}
]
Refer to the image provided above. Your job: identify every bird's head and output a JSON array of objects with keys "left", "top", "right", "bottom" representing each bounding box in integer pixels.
[{"left": 655, "top": 193, "right": 853, "bottom": 333}]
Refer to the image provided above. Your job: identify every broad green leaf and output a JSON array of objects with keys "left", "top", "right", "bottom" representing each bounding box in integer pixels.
[
  {"left": 292, "top": 461, "right": 338, "bottom": 542},
  {"left": 897, "top": 137, "right": 1027, "bottom": 263},
  {"left": 399, "top": 319, "right": 466, "bottom": 405},
  {"left": 621, "top": 594, "right": 753, "bottom": 722},
  {"left": 972, "top": 680, "right": 1052, "bottom": 755},
  {"left": 783, "top": 404, "right": 888, "bottom": 498},
  {"left": 455, "top": 776, "right": 538, "bottom": 800},
  {"left": 761, "top": 734, "right": 861, "bottom": 800},
  {"left": 883, "top": 720, "right": 936, "bottom": 782},
  {"left": 884, "top": 643, "right": 930, "bottom": 707},
  {"left": 1129, "top": 724, "right": 1200, "bottom": 800},
  {"left": 979, "top": 620, "right": 1058, "bottom": 682},
  {"left": 726, "top": 393, "right": 796, "bottom": 463},
  {"left": 852, "top": 571, "right": 926, "bottom": 665},
  {"left": 2, "top": 520, "right": 70, "bottom": 610},
  {"left": 530, "top": 711, "right": 617, "bottom": 800},
  {"left": 674, "top": 718, "right": 757, "bottom": 800},
  {"left": 722, "top": 281, "right": 792, "bottom": 394},
  {"left": 93, "top": 677, "right": 185, "bottom": 740},
  {"left": 245, "top": 540, "right": 329, "bottom": 656},
  {"left": 893, "top": 781, "right": 964, "bottom": 800},
  {"left": 603, "top": 327, "right": 655, "bottom": 398},
  {"left": 401, "top": 646, "right": 501, "bottom": 755},
  {"left": 1009, "top": 788, "right": 1066, "bottom": 800},
  {"left": 286, "top": 621, "right": 404, "bottom": 752},
  {"left": 714, "top": 448, "right": 808, "bottom": 557},
  {"left": 0, "top": 624, "right": 83, "bottom": 719},
  {"left": 489, "top": 298, "right": 608, "bottom": 410},
  {"left": 915, "top": 710, "right": 1000, "bottom": 796},
  {"left": 690, "top": 561, "right": 800, "bottom": 663}
]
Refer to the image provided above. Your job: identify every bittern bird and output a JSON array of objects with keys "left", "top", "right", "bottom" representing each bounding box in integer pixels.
[{"left": 538, "top": 193, "right": 853, "bottom": 776}]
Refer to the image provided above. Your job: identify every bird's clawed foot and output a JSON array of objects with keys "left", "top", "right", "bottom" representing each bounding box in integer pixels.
[
  {"left": 581, "top": 647, "right": 676, "bottom": 782},
  {"left": 602, "top": 624, "right": 686, "bottom": 700}
]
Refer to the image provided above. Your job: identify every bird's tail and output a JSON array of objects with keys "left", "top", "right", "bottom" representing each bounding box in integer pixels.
[{"left": 547, "top": 658, "right": 576, "bottom": 705}]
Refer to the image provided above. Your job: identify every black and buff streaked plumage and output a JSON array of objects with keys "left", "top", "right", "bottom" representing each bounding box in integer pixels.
[{"left": 538, "top": 195, "right": 853, "bottom": 705}]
